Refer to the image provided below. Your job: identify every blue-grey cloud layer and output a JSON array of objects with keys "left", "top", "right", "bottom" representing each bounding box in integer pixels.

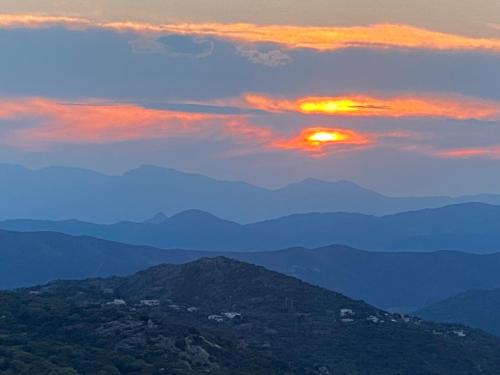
[
  {"left": 1, "top": 28, "right": 499, "bottom": 101},
  {"left": 0, "top": 26, "right": 500, "bottom": 195}
]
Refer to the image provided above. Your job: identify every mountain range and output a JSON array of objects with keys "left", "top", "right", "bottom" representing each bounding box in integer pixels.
[
  {"left": 3, "top": 163, "right": 500, "bottom": 223},
  {"left": 2, "top": 257, "right": 500, "bottom": 374},
  {"left": 3, "top": 229, "right": 500, "bottom": 312},
  {"left": 3, "top": 202, "right": 500, "bottom": 253},
  {"left": 417, "top": 288, "right": 500, "bottom": 337}
]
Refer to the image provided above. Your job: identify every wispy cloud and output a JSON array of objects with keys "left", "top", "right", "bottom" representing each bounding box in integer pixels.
[
  {"left": 3, "top": 96, "right": 495, "bottom": 160},
  {"left": 436, "top": 146, "right": 500, "bottom": 159},
  {"left": 0, "top": 14, "right": 91, "bottom": 29},
  {"left": 2, "top": 14, "right": 500, "bottom": 54},
  {"left": 236, "top": 45, "right": 293, "bottom": 67},
  {"left": 0, "top": 97, "right": 379, "bottom": 157},
  {"left": 129, "top": 35, "right": 214, "bottom": 58},
  {"left": 0, "top": 97, "right": 233, "bottom": 147},
  {"left": 241, "top": 93, "right": 500, "bottom": 121}
]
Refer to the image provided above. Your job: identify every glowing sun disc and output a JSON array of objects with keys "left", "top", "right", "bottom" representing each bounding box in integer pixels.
[{"left": 307, "top": 131, "right": 345, "bottom": 143}]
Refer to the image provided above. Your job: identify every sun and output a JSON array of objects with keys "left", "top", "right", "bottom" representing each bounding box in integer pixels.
[
  {"left": 306, "top": 130, "right": 348, "bottom": 145},
  {"left": 299, "top": 99, "right": 358, "bottom": 114}
]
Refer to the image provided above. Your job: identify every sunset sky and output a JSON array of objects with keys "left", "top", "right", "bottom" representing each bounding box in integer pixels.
[{"left": 1, "top": 0, "right": 500, "bottom": 195}]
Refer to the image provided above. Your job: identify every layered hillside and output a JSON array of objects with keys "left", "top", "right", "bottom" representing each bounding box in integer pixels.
[{"left": 1, "top": 258, "right": 500, "bottom": 374}]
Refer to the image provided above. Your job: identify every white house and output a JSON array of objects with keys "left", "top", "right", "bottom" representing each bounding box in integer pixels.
[
  {"left": 208, "top": 314, "right": 225, "bottom": 323},
  {"left": 222, "top": 312, "right": 242, "bottom": 319},
  {"left": 340, "top": 308, "right": 355, "bottom": 317},
  {"left": 107, "top": 299, "right": 127, "bottom": 306}
]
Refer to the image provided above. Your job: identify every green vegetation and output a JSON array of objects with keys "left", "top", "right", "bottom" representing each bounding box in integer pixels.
[{"left": 1, "top": 257, "right": 500, "bottom": 374}]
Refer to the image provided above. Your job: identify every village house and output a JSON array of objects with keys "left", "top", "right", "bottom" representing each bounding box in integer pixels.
[
  {"left": 106, "top": 299, "right": 127, "bottom": 306},
  {"left": 208, "top": 314, "right": 225, "bottom": 323}
]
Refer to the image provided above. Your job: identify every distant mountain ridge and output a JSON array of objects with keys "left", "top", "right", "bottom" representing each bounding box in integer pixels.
[
  {"left": 4, "top": 229, "right": 500, "bottom": 311},
  {"left": 4, "top": 202, "right": 500, "bottom": 253},
  {"left": 2, "top": 163, "right": 500, "bottom": 223},
  {"left": 3, "top": 257, "right": 500, "bottom": 374}
]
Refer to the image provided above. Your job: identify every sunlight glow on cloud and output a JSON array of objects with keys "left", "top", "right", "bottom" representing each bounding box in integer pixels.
[
  {"left": 243, "top": 94, "right": 500, "bottom": 120},
  {"left": 2, "top": 96, "right": 496, "bottom": 161},
  {"left": 0, "top": 14, "right": 91, "bottom": 29},
  {"left": 436, "top": 146, "right": 500, "bottom": 159},
  {"left": 2, "top": 14, "right": 500, "bottom": 54},
  {"left": 271, "top": 127, "right": 373, "bottom": 156},
  {"left": 0, "top": 97, "right": 377, "bottom": 158},
  {"left": 0, "top": 98, "right": 228, "bottom": 147}
]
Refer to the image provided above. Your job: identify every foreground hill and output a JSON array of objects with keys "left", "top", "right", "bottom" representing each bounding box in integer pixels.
[
  {"left": 4, "top": 202, "right": 500, "bottom": 253},
  {"left": 1, "top": 257, "right": 500, "bottom": 374},
  {"left": 3, "top": 230, "right": 500, "bottom": 311},
  {"left": 2, "top": 163, "right": 500, "bottom": 223},
  {"left": 417, "top": 288, "right": 500, "bottom": 337}
]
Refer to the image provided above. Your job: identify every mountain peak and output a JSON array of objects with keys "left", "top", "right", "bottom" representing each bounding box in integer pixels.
[
  {"left": 165, "top": 210, "right": 241, "bottom": 228},
  {"left": 280, "top": 177, "right": 384, "bottom": 198},
  {"left": 143, "top": 212, "right": 168, "bottom": 224},
  {"left": 141, "top": 256, "right": 257, "bottom": 281},
  {"left": 168, "top": 209, "right": 222, "bottom": 221},
  {"left": 106, "top": 256, "right": 367, "bottom": 314},
  {"left": 124, "top": 164, "right": 181, "bottom": 177}
]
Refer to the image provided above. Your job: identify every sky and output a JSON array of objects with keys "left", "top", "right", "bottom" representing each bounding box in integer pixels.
[{"left": 0, "top": 1, "right": 499, "bottom": 195}]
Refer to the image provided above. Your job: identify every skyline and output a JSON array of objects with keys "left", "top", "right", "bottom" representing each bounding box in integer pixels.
[{"left": 0, "top": 3, "right": 499, "bottom": 195}]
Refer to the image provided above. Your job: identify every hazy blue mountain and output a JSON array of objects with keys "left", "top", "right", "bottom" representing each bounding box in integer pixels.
[
  {"left": 143, "top": 212, "right": 168, "bottom": 224},
  {"left": 3, "top": 257, "right": 500, "bottom": 375},
  {"left": 417, "top": 288, "right": 500, "bottom": 337},
  {"left": 0, "top": 229, "right": 197, "bottom": 289},
  {"left": 232, "top": 247, "right": 500, "bottom": 312},
  {"left": 4, "top": 202, "right": 500, "bottom": 253},
  {"left": 3, "top": 229, "right": 500, "bottom": 311},
  {"left": 3, "top": 163, "right": 500, "bottom": 223}
]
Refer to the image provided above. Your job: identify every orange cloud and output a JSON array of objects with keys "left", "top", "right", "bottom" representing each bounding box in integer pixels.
[
  {"left": 0, "top": 14, "right": 91, "bottom": 29},
  {"left": 436, "top": 146, "right": 500, "bottom": 159},
  {"left": 129, "top": 23, "right": 500, "bottom": 53},
  {"left": 0, "top": 97, "right": 376, "bottom": 158},
  {"left": 272, "top": 127, "right": 373, "bottom": 155},
  {"left": 243, "top": 94, "right": 500, "bottom": 120},
  {"left": 0, "top": 97, "right": 230, "bottom": 146},
  {"left": 2, "top": 14, "right": 500, "bottom": 53}
]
